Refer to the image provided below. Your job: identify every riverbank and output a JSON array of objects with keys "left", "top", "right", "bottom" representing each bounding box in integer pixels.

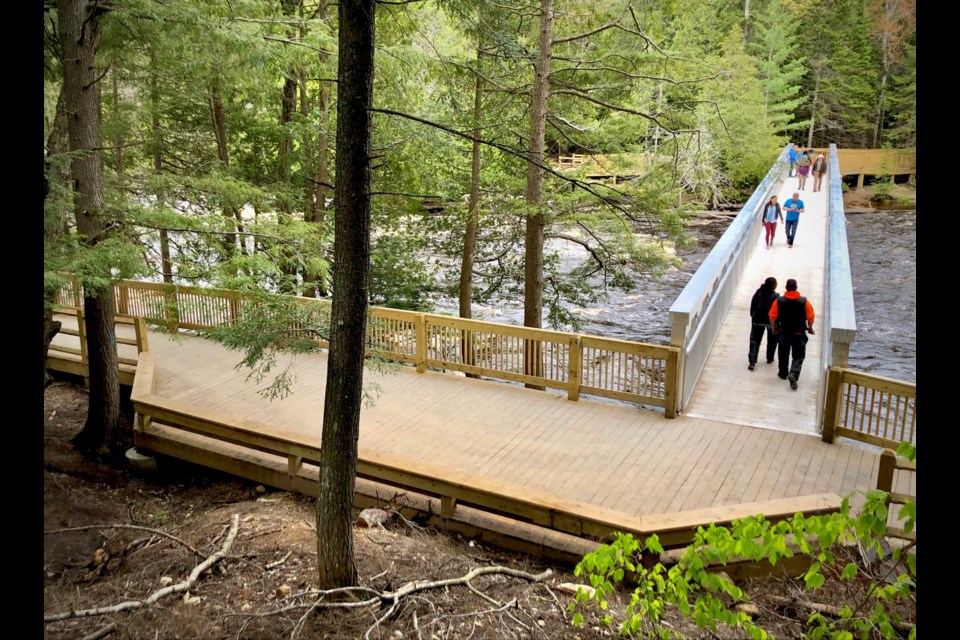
[{"left": 843, "top": 182, "right": 916, "bottom": 213}]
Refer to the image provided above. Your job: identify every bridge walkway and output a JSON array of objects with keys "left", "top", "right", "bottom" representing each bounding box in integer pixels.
[{"left": 683, "top": 175, "right": 828, "bottom": 435}]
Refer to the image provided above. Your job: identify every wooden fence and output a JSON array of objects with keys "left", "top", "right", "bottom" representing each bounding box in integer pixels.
[
  {"left": 46, "top": 307, "right": 150, "bottom": 386},
  {"left": 876, "top": 448, "right": 916, "bottom": 541},
  {"left": 820, "top": 367, "right": 916, "bottom": 448},
  {"left": 54, "top": 276, "right": 680, "bottom": 416}
]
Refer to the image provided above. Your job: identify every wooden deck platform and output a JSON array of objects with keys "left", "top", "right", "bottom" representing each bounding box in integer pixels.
[{"left": 47, "top": 312, "right": 913, "bottom": 521}]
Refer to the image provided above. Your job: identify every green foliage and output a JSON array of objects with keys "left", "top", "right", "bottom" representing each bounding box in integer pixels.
[
  {"left": 702, "top": 28, "right": 782, "bottom": 190},
  {"left": 370, "top": 228, "right": 437, "bottom": 312},
  {"left": 750, "top": 0, "right": 809, "bottom": 136},
  {"left": 44, "top": 0, "right": 914, "bottom": 340},
  {"left": 798, "top": 0, "right": 882, "bottom": 147},
  {"left": 206, "top": 289, "right": 330, "bottom": 400},
  {"left": 569, "top": 444, "right": 916, "bottom": 639}
]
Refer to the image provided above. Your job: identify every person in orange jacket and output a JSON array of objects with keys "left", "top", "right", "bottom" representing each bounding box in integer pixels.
[{"left": 768, "top": 278, "right": 815, "bottom": 390}]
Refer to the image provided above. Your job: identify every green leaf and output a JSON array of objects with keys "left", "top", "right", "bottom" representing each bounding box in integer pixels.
[
  {"left": 572, "top": 613, "right": 583, "bottom": 626},
  {"left": 841, "top": 562, "right": 858, "bottom": 580},
  {"left": 804, "top": 569, "right": 825, "bottom": 590}
]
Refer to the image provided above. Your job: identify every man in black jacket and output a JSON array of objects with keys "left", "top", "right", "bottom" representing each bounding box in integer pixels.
[{"left": 748, "top": 277, "right": 779, "bottom": 370}]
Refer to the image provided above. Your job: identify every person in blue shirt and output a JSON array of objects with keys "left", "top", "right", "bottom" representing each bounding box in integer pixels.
[
  {"left": 782, "top": 192, "right": 805, "bottom": 248},
  {"left": 787, "top": 143, "right": 798, "bottom": 177}
]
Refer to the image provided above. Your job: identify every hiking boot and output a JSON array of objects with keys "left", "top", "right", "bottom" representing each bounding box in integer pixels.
[
  {"left": 778, "top": 372, "right": 788, "bottom": 380},
  {"left": 788, "top": 373, "right": 798, "bottom": 390},
  {"left": 748, "top": 363, "right": 755, "bottom": 370},
  {"left": 766, "top": 358, "right": 774, "bottom": 364}
]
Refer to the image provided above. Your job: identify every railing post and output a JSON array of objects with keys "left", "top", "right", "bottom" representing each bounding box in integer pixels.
[
  {"left": 134, "top": 316, "right": 150, "bottom": 354},
  {"left": 229, "top": 290, "right": 241, "bottom": 324},
  {"left": 876, "top": 448, "right": 896, "bottom": 493},
  {"left": 568, "top": 335, "right": 581, "bottom": 401},
  {"left": 820, "top": 367, "right": 842, "bottom": 442},
  {"left": 76, "top": 306, "right": 89, "bottom": 387},
  {"left": 416, "top": 313, "right": 427, "bottom": 373},
  {"left": 118, "top": 284, "right": 130, "bottom": 315},
  {"left": 663, "top": 347, "right": 679, "bottom": 419}
]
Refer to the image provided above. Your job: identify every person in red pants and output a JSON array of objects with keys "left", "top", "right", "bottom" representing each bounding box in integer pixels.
[{"left": 758, "top": 195, "right": 783, "bottom": 249}]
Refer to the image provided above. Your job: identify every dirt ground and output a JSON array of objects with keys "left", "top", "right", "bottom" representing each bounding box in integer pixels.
[{"left": 43, "top": 379, "right": 915, "bottom": 640}]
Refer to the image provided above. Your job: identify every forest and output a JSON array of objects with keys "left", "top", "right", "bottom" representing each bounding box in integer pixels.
[{"left": 43, "top": 0, "right": 917, "bottom": 325}]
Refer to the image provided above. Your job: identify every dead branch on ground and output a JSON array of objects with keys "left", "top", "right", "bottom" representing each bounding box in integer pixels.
[
  {"left": 45, "top": 523, "right": 205, "bottom": 558},
  {"left": 44, "top": 514, "right": 240, "bottom": 623}
]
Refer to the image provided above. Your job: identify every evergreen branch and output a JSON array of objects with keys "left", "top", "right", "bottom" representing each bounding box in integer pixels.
[
  {"left": 551, "top": 5, "right": 630, "bottom": 45},
  {"left": 262, "top": 35, "right": 332, "bottom": 54},
  {"left": 550, "top": 89, "right": 678, "bottom": 134},
  {"left": 369, "top": 108, "right": 654, "bottom": 222}
]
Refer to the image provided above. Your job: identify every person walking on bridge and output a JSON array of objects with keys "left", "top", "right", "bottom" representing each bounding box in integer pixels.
[
  {"left": 787, "top": 143, "right": 798, "bottom": 177},
  {"left": 748, "top": 277, "right": 779, "bottom": 370},
  {"left": 812, "top": 153, "right": 827, "bottom": 192},
  {"left": 768, "top": 279, "right": 815, "bottom": 390},
  {"left": 797, "top": 150, "right": 812, "bottom": 190},
  {"left": 783, "top": 192, "right": 805, "bottom": 248},
  {"left": 759, "top": 195, "right": 783, "bottom": 248}
]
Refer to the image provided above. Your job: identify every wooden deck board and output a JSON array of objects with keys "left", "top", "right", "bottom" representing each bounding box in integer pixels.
[
  {"left": 714, "top": 428, "right": 780, "bottom": 506},
  {"left": 644, "top": 421, "right": 716, "bottom": 513},
  {"left": 635, "top": 417, "right": 708, "bottom": 513},
  {"left": 537, "top": 403, "right": 639, "bottom": 501}
]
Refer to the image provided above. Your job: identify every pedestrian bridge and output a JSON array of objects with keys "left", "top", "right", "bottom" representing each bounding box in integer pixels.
[{"left": 47, "top": 144, "right": 916, "bottom": 560}]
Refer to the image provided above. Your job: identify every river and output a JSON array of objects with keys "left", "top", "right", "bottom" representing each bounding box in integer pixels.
[{"left": 429, "top": 209, "right": 916, "bottom": 384}]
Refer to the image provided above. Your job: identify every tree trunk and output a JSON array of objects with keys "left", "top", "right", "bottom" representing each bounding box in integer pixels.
[
  {"left": 303, "top": 0, "right": 330, "bottom": 298},
  {"left": 45, "top": 88, "right": 69, "bottom": 387},
  {"left": 150, "top": 49, "right": 174, "bottom": 283},
  {"left": 275, "top": 0, "right": 301, "bottom": 295},
  {"left": 806, "top": 65, "right": 821, "bottom": 148},
  {"left": 459, "top": 45, "right": 484, "bottom": 321},
  {"left": 59, "top": 0, "right": 123, "bottom": 456},
  {"left": 43, "top": 292, "right": 62, "bottom": 390},
  {"left": 522, "top": 0, "right": 554, "bottom": 388},
  {"left": 112, "top": 66, "right": 123, "bottom": 175},
  {"left": 459, "top": 45, "right": 484, "bottom": 378},
  {"left": 209, "top": 70, "right": 239, "bottom": 258},
  {"left": 743, "top": 0, "right": 751, "bottom": 46},
  {"left": 316, "top": 0, "right": 375, "bottom": 590}
]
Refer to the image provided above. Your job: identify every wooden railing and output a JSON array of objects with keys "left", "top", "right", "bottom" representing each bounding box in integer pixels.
[
  {"left": 46, "top": 307, "right": 150, "bottom": 385},
  {"left": 55, "top": 277, "right": 680, "bottom": 416},
  {"left": 876, "top": 448, "right": 916, "bottom": 541},
  {"left": 820, "top": 367, "right": 916, "bottom": 448}
]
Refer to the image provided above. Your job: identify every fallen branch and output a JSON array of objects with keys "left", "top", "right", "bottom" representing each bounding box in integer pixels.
[
  {"left": 44, "top": 514, "right": 240, "bottom": 622},
  {"left": 366, "top": 566, "right": 552, "bottom": 640},
  {"left": 45, "top": 524, "right": 204, "bottom": 558},
  {"left": 80, "top": 622, "right": 117, "bottom": 640},
  {"left": 266, "top": 551, "right": 293, "bottom": 570}
]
